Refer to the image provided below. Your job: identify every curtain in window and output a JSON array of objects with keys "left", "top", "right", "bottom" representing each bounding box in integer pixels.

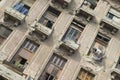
[{"left": 13, "top": 3, "right": 29, "bottom": 15}]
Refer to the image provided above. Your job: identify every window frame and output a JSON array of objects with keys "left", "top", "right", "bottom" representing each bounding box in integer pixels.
[
  {"left": 38, "top": 6, "right": 61, "bottom": 29},
  {"left": 62, "top": 19, "right": 85, "bottom": 42}
]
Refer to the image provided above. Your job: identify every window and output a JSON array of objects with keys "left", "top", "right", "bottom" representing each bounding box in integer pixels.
[
  {"left": 62, "top": 20, "right": 85, "bottom": 42},
  {"left": 39, "top": 54, "right": 67, "bottom": 80},
  {"left": 0, "top": 75, "right": 8, "bottom": 80},
  {"left": 23, "top": 39, "right": 39, "bottom": 52},
  {"left": 13, "top": 2, "right": 30, "bottom": 15},
  {"left": 107, "top": 13, "right": 120, "bottom": 23},
  {"left": 76, "top": 68, "right": 95, "bottom": 80},
  {"left": 0, "top": 25, "right": 12, "bottom": 44},
  {"left": 106, "top": 8, "right": 120, "bottom": 24},
  {"left": 95, "top": 33, "right": 110, "bottom": 45},
  {"left": 39, "top": 6, "right": 61, "bottom": 29},
  {"left": 107, "top": 12, "right": 114, "bottom": 19},
  {"left": 88, "top": 33, "right": 110, "bottom": 61},
  {"left": 10, "top": 39, "right": 39, "bottom": 72}
]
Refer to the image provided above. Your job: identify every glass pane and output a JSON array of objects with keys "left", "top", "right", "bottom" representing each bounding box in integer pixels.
[
  {"left": 72, "top": 29, "right": 79, "bottom": 41},
  {"left": 107, "top": 13, "right": 114, "bottom": 19},
  {"left": 65, "top": 27, "right": 75, "bottom": 40}
]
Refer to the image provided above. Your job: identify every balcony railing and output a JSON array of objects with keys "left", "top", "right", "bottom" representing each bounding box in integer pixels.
[
  {"left": 4, "top": 7, "right": 25, "bottom": 22},
  {"left": 51, "top": 0, "right": 71, "bottom": 8},
  {"left": 35, "top": 23, "right": 53, "bottom": 38},
  {"left": 80, "top": 5, "right": 95, "bottom": 18},
  {"left": 59, "top": 39, "right": 79, "bottom": 54},
  {"left": 102, "top": 17, "right": 120, "bottom": 30},
  {"left": 3, "top": 60, "right": 24, "bottom": 74},
  {"left": 74, "top": 16, "right": 88, "bottom": 25}
]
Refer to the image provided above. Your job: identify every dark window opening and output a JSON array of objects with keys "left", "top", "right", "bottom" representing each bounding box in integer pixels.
[
  {"left": 107, "top": 13, "right": 114, "bottom": 19},
  {"left": 45, "top": 73, "right": 54, "bottom": 80},
  {"left": 39, "top": 6, "right": 61, "bottom": 29},
  {"left": 20, "top": 58, "right": 27, "bottom": 65},
  {"left": 0, "top": 75, "right": 8, "bottom": 80},
  {"left": 96, "top": 33, "right": 110, "bottom": 44}
]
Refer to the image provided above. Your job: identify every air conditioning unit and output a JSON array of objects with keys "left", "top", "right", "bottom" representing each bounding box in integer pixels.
[{"left": 92, "top": 47, "right": 105, "bottom": 61}]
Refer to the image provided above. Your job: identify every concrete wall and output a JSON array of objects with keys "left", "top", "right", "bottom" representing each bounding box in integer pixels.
[{"left": 0, "top": 0, "right": 119, "bottom": 80}]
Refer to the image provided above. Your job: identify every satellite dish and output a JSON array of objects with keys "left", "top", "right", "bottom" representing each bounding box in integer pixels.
[{"left": 92, "top": 47, "right": 105, "bottom": 61}]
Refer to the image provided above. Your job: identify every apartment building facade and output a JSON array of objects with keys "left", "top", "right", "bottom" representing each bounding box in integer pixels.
[{"left": 0, "top": 0, "right": 120, "bottom": 80}]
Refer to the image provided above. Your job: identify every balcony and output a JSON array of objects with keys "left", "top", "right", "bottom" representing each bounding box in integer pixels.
[
  {"left": 80, "top": 5, "right": 94, "bottom": 15},
  {"left": 101, "top": 16, "right": 120, "bottom": 30},
  {"left": 78, "top": 0, "right": 97, "bottom": 19},
  {"left": 4, "top": 7, "right": 26, "bottom": 25},
  {"left": 111, "top": 71, "right": 120, "bottom": 80},
  {"left": 59, "top": 39, "right": 79, "bottom": 55},
  {"left": 35, "top": 23, "right": 53, "bottom": 40},
  {"left": 74, "top": 16, "right": 88, "bottom": 25},
  {"left": 51, "top": 0, "right": 71, "bottom": 8},
  {"left": 2, "top": 48, "right": 34, "bottom": 74},
  {"left": 4, "top": 2, "right": 30, "bottom": 26},
  {"left": 3, "top": 60, "right": 24, "bottom": 75},
  {"left": 76, "top": 7, "right": 95, "bottom": 22},
  {"left": 79, "top": 8, "right": 95, "bottom": 20}
]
